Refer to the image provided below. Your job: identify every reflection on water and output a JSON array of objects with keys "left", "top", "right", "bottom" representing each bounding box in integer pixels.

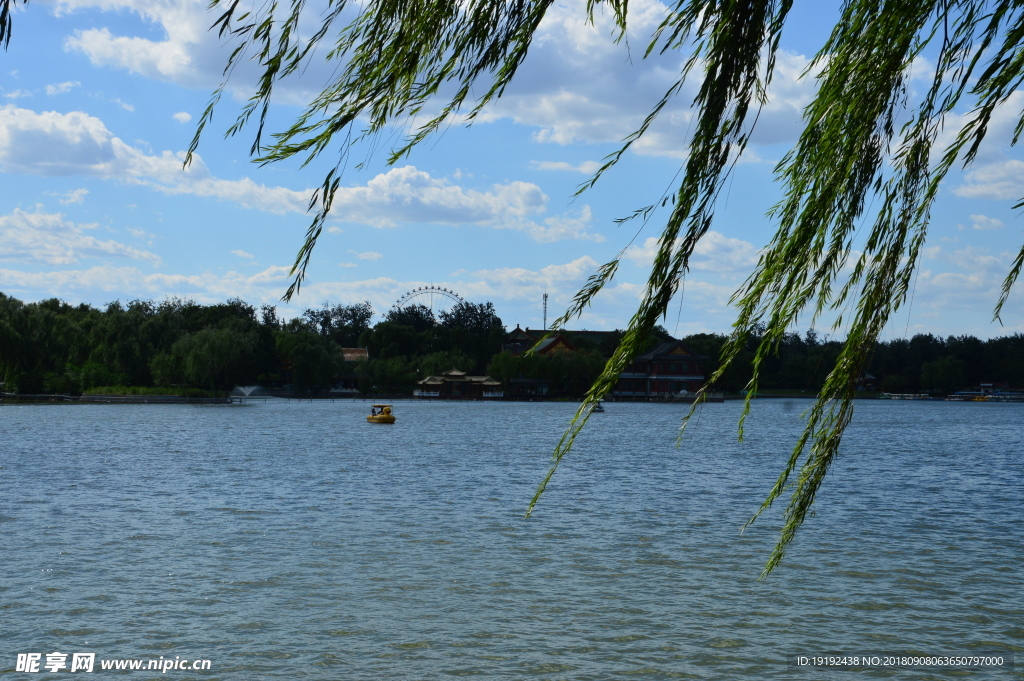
[{"left": 1, "top": 399, "right": 1021, "bottom": 679}]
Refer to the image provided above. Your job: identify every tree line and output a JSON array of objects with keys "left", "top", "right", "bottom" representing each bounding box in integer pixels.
[
  {"left": 685, "top": 329, "right": 1024, "bottom": 395},
  {"left": 1, "top": 292, "right": 1021, "bottom": 395},
  {"left": 0, "top": 293, "right": 503, "bottom": 395}
]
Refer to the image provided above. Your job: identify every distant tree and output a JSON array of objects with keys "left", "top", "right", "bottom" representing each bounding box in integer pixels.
[
  {"left": 88, "top": 300, "right": 155, "bottom": 386},
  {"left": 486, "top": 349, "right": 605, "bottom": 398},
  {"left": 881, "top": 373, "right": 911, "bottom": 394},
  {"left": 149, "top": 352, "right": 183, "bottom": 387},
  {"left": 274, "top": 327, "right": 341, "bottom": 392},
  {"left": 303, "top": 301, "right": 373, "bottom": 347},
  {"left": 439, "top": 301, "right": 504, "bottom": 335},
  {"left": 385, "top": 304, "right": 436, "bottom": 333},
  {"left": 359, "top": 322, "right": 425, "bottom": 360},
  {"left": 260, "top": 304, "right": 279, "bottom": 328},
  {"left": 173, "top": 328, "right": 257, "bottom": 393},
  {"left": 359, "top": 355, "right": 417, "bottom": 393},
  {"left": 920, "top": 356, "right": 969, "bottom": 394},
  {"left": 418, "top": 350, "right": 473, "bottom": 377},
  {"left": 485, "top": 351, "right": 519, "bottom": 387},
  {"left": 596, "top": 330, "right": 625, "bottom": 359}
]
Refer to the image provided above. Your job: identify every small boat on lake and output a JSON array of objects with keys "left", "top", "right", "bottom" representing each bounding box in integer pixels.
[
  {"left": 367, "top": 404, "right": 396, "bottom": 423},
  {"left": 592, "top": 401, "right": 605, "bottom": 413}
]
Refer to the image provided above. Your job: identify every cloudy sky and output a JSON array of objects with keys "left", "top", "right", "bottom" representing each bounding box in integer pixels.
[{"left": 1, "top": 0, "right": 1022, "bottom": 337}]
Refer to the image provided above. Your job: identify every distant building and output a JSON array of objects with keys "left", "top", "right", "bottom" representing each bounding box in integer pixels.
[
  {"left": 417, "top": 369, "right": 504, "bottom": 399},
  {"left": 331, "top": 347, "right": 368, "bottom": 392},
  {"left": 341, "top": 348, "right": 368, "bottom": 362},
  {"left": 504, "top": 325, "right": 616, "bottom": 355},
  {"left": 532, "top": 333, "right": 577, "bottom": 355},
  {"left": 509, "top": 377, "right": 552, "bottom": 398},
  {"left": 613, "top": 340, "right": 707, "bottom": 399},
  {"left": 504, "top": 326, "right": 706, "bottom": 399}
]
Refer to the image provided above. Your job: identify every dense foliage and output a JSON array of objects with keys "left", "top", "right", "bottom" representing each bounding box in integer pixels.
[
  {"left": 3, "top": 292, "right": 1021, "bottom": 398},
  {"left": 0, "top": 293, "right": 507, "bottom": 395},
  {"left": 686, "top": 329, "right": 1024, "bottom": 394}
]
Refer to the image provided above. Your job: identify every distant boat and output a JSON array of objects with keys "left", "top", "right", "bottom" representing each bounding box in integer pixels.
[
  {"left": 592, "top": 401, "right": 605, "bottom": 413},
  {"left": 367, "top": 404, "right": 396, "bottom": 423}
]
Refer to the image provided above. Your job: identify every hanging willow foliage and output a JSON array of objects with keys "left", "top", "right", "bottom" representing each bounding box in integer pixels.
[{"left": 5, "top": 0, "right": 1023, "bottom": 574}]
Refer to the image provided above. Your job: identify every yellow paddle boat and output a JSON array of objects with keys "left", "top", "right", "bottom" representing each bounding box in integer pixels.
[{"left": 367, "top": 404, "right": 396, "bottom": 423}]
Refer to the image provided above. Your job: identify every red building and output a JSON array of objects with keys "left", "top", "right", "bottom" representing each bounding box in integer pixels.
[
  {"left": 613, "top": 340, "right": 707, "bottom": 398},
  {"left": 417, "top": 369, "right": 504, "bottom": 398}
]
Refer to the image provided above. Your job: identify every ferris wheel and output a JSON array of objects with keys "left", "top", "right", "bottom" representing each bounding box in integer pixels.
[{"left": 392, "top": 285, "right": 465, "bottom": 313}]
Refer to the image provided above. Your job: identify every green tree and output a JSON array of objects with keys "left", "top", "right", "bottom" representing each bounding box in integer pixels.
[
  {"left": 385, "top": 304, "right": 436, "bottom": 333},
  {"left": 359, "top": 356, "right": 417, "bottom": 393},
  {"left": 274, "top": 327, "right": 341, "bottom": 392},
  {"left": 173, "top": 328, "right": 257, "bottom": 393},
  {"left": 920, "top": 356, "right": 969, "bottom": 394},
  {"left": 359, "top": 322, "right": 425, "bottom": 361},
  {"left": 418, "top": 350, "right": 473, "bottom": 378},
  {"left": 303, "top": 301, "right": 374, "bottom": 346}
]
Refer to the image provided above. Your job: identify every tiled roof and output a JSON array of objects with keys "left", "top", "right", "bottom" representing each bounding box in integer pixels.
[
  {"left": 638, "top": 340, "right": 707, "bottom": 361},
  {"left": 418, "top": 374, "right": 502, "bottom": 386}
]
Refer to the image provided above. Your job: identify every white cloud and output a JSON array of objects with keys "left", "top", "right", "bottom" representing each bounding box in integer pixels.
[
  {"left": 1, "top": 265, "right": 202, "bottom": 294},
  {"left": 531, "top": 160, "right": 602, "bottom": 174},
  {"left": 126, "top": 227, "right": 156, "bottom": 240},
  {"left": 0, "top": 208, "right": 160, "bottom": 264},
  {"left": 896, "top": 244, "right": 1023, "bottom": 327},
  {"left": 63, "top": 9, "right": 204, "bottom": 81},
  {"left": 0, "top": 263, "right": 303, "bottom": 308},
  {"left": 0, "top": 104, "right": 311, "bottom": 212},
  {"left": 954, "top": 160, "right": 1024, "bottom": 200},
  {"left": 338, "top": 262, "right": 357, "bottom": 268},
  {"left": 464, "top": 255, "right": 601, "bottom": 302},
  {"left": 46, "top": 81, "right": 80, "bottom": 95},
  {"left": 53, "top": 0, "right": 815, "bottom": 160},
  {"left": 113, "top": 98, "right": 135, "bottom": 111},
  {"left": 534, "top": 205, "right": 603, "bottom": 243},
  {"left": 474, "top": 1, "right": 818, "bottom": 157},
  {"left": 231, "top": 249, "right": 254, "bottom": 259},
  {"left": 327, "top": 165, "right": 603, "bottom": 241},
  {"left": 173, "top": 111, "right": 192, "bottom": 123},
  {"left": 937, "top": 91, "right": 1024, "bottom": 167},
  {"left": 349, "top": 250, "right": 382, "bottom": 260},
  {"left": 943, "top": 246, "right": 1012, "bottom": 274},
  {"left": 624, "top": 231, "right": 758, "bottom": 273},
  {"left": 58, "top": 188, "right": 89, "bottom": 204},
  {"left": 4, "top": 89, "right": 32, "bottom": 100},
  {"left": 329, "top": 166, "right": 545, "bottom": 227},
  {"left": 957, "top": 214, "right": 1005, "bottom": 231},
  {"left": 0, "top": 104, "right": 139, "bottom": 176},
  {"left": 57, "top": 0, "right": 320, "bottom": 104},
  {"left": 0, "top": 106, "right": 601, "bottom": 241}
]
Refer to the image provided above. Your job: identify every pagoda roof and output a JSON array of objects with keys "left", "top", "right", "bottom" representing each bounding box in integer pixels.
[
  {"left": 418, "top": 374, "right": 502, "bottom": 386},
  {"left": 534, "top": 333, "right": 576, "bottom": 354}
]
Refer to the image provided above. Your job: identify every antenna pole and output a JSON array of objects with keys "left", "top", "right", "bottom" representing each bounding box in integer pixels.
[{"left": 542, "top": 292, "right": 548, "bottom": 330}]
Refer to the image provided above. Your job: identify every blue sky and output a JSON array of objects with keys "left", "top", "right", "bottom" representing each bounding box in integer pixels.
[{"left": 1, "top": 0, "right": 1022, "bottom": 338}]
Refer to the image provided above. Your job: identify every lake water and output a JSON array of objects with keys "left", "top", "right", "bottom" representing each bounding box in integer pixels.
[{"left": 1, "top": 399, "right": 1021, "bottom": 679}]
